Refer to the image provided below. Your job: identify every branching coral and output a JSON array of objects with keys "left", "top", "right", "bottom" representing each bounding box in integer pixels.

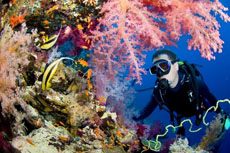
[
  {"left": 0, "top": 23, "right": 37, "bottom": 134},
  {"left": 67, "top": 91, "right": 98, "bottom": 127},
  {"left": 0, "top": 23, "right": 35, "bottom": 90},
  {"left": 88, "top": 0, "right": 169, "bottom": 84},
  {"left": 88, "top": 0, "right": 230, "bottom": 87},
  {"left": 158, "top": 0, "right": 230, "bottom": 60},
  {"left": 169, "top": 138, "right": 208, "bottom": 153}
]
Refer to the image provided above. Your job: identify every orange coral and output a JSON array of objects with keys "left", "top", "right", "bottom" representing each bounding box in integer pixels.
[
  {"left": 9, "top": 14, "right": 27, "bottom": 28},
  {"left": 10, "top": 0, "right": 18, "bottom": 5}
]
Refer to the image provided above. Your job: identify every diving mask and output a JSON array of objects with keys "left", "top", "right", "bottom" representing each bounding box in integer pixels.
[{"left": 149, "top": 59, "right": 178, "bottom": 77}]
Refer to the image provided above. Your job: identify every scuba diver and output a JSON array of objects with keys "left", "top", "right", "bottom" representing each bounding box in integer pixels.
[{"left": 133, "top": 49, "right": 229, "bottom": 136}]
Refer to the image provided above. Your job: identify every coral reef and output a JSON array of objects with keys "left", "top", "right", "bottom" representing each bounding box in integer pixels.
[
  {"left": 169, "top": 114, "right": 226, "bottom": 153},
  {"left": 0, "top": 0, "right": 229, "bottom": 152},
  {"left": 9, "top": 58, "right": 140, "bottom": 152},
  {"left": 12, "top": 122, "right": 76, "bottom": 153},
  {"left": 0, "top": 23, "right": 38, "bottom": 135}
]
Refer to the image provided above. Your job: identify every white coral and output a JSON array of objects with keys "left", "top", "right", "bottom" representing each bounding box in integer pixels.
[{"left": 169, "top": 138, "right": 208, "bottom": 153}]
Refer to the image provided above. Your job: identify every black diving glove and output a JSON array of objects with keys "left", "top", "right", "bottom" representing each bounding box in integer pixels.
[
  {"left": 177, "top": 126, "right": 185, "bottom": 137},
  {"left": 195, "top": 118, "right": 202, "bottom": 126}
]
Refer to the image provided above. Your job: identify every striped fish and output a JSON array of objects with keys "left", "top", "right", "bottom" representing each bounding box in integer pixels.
[
  {"left": 41, "top": 26, "right": 62, "bottom": 50},
  {"left": 42, "top": 57, "right": 73, "bottom": 90}
]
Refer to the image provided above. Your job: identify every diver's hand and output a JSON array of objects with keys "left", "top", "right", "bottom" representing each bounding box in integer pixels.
[
  {"left": 195, "top": 118, "right": 202, "bottom": 126},
  {"left": 176, "top": 126, "right": 185, "bottom": 137}
]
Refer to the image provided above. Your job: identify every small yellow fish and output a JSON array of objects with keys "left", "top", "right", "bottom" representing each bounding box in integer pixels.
[
  {"left": 78, "top": 59, "right": 88, "bottom": 67},
  {"left": 59, "top": 121, "right": 65, "bottom": 126},
  {"left": 77, "top": 24, "right": 84, "bottom": 30},
  {"left": 78, "top": 128, "right": 82, "bottom": 132},
  {"left": 97, "top": 107, "right": 105, "bottom": 112},
  {"left": 87, "top": 16, "right": 91, "bottom": 23},
  {"left": 26, "top": 138, "right": 35, "bottom": 146},
  {"left": 59, "top": 136, "right": 68, "bottom": 141},
  {"left": 143, "top": 146, "right": 147, "bottom": 150},
  {"left": 46, "top": 4, "right": 60, "bottom": 15},
  {"left": 87, "top": 39, "right": 90, "bottom": 44},
  {"left": 70, "top": 118, "right": 73, "bottom": 125},
  {"left": 87, "top": 69, "right": 92, "bottom": 79},
  {"left": 116, "top": 131, "right": 123, "bottom": 137},
  {"left": 107, "top": 145, "right": 113, "bottom": 149},
  {"left": 122, "top": 144, "right": 126, "bottom": 147},
  {"left": 81, "top": 45, "right": 88, "bottom": 49},
  {"left": 43, "top": 20, "right": 49, "bottom": 24},
  {"left": 99, "top": 96, "right": 106, "bottom": 104},
  {"left": 107, "top": 120, "right": 111, "bottom": 126},
  {"left": 134, "top": 140, "right": 139, "bottom": 145},
  {"left": 87, "top": 80, "right": 93, "bottom": 90},
  {"left": 40, "top": 31, "right": 46, "bottom": 35},
  {"left": 54, "top": 123, "right": 60, "bottom": 127}
]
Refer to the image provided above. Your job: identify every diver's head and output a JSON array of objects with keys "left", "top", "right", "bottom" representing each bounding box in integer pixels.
[{"left": 150, "top": 49, "right": 179, "bottom": 88}]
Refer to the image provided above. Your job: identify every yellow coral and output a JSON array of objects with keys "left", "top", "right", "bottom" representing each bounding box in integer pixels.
[{"left": 196, "top": 114, "right": 223, "bottom": 151}]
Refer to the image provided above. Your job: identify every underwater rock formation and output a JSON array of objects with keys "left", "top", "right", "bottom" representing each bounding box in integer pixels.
[{"left": 9, "top": 59, "right": 139, "bottom": 152}]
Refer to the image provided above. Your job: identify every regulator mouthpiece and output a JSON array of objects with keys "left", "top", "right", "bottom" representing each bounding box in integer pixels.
[{"left": 158, "top": 78, "right": 169, "bottom": 90}]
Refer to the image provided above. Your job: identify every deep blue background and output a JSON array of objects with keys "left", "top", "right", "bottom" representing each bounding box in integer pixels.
[{"left": 133, "top": 0, "right": 230, "bottom": 152}]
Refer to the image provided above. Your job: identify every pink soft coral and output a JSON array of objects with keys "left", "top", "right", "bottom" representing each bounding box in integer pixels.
[
  {"left": 89, "top": 0, "right": 230, "bottom": 87},
  {"left": 88, "top": 0, "right": 169, "bottom": 84},
  {"left": 0, "top": 23, "right": 36, "bottom": 129},
  {"left": 142, "top": 0, "right": 230, "bottom": 60}
]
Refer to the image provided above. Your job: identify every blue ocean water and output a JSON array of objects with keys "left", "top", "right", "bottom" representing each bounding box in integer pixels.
[{"left": 133, "top": 0, "right": 230, "bottom": 152}]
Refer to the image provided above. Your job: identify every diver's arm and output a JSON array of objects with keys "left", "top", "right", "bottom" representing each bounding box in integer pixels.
[
  {"left": 134, "top": 95, "right": 158, "bottom": 121},
  {"left": 197, "top": 78, "right": 220, "bottom": 111}
]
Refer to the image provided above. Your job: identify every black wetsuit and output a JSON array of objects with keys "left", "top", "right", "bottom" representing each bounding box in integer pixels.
[{"left": 135, "top": 69, "right": 218, "bottom": 123}]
